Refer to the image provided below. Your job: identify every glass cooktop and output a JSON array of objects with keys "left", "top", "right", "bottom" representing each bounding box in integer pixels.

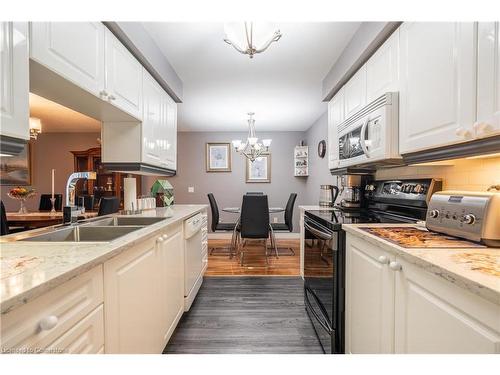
[{"left": 305, "top": 208, "right": 418, "bottom": 231}]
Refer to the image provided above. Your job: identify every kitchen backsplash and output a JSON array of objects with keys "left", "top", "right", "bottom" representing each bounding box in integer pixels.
[{"left": 375, "top": 156, "right": 500, "bottom": 192}]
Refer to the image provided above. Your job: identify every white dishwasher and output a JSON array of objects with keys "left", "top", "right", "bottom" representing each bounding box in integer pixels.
[{"left": 183, "top": 213, "right": 204, "bottom": 311}]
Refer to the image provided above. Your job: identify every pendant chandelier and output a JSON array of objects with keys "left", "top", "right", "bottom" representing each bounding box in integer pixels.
[
  {"left": 223, "top": 22, "right": 282, "bottom": 59},
  {"left": 232, "top": 113, "right": 272, "bottom": 162}
]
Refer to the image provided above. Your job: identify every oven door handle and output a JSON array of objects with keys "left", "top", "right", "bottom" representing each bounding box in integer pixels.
[
  {"left": 305, "top": 288, "right": 333, "bottom": 333},
  {"left": 304, "top": 220, "right": 333, "bottom": 240},
  {"left": 359, "top": 117, "right": 370, "bottom": 158}
]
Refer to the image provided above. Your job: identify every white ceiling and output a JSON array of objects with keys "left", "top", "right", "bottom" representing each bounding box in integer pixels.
[
  {"left": 142, "top": 22, "right": 360, "bottom": 132},
  {"left": 29, "top": 93, "right": 101, "bottom": 133}
]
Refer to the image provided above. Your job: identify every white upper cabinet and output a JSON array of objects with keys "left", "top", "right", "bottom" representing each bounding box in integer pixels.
[
  {"left": 327, "top": 88, "right": 344, "bottom": 170},
  {"left": 164, "top": 94, "right": 177, "bottom": 171},
  {"left": 104, "top": 29, "right": 143, "bottom": 120},
  {"left": 1, "top": 22, "right": 29, "bottom": 140},
  {"left": 476, "top": 22, "right": 500, "bottom": 138},
  {"left": 30, "top": 22, "right": 105, "bottom": 98},
  {"left": 343, "top": 65, "right": 367, "bottom": 120},
  {"left": 366, "top": 29, "right": 400, "bottom": 102},
  {"left": 142, "top": 71, "right": 164, "bottom": 167},
  {"left": 399, "top": 22, "right": 476, "bottom": 154}
]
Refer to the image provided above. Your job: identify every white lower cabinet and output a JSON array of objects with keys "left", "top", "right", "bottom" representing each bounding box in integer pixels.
[
  {"left": 346, "top": 233, "right": 500, "bottom": 354},
  {"left": 104, "top": 224, "right": 185, "bottom": 353},
  {"left": 345, "top": 235, "right": 395, "bottom": 353},
  {"left": 48, "top": 305, "right": 104, "bottom": 354},
  {"left": 1, "top": 221, "right": 190, "bottom": 354},
  {"left": 158, "top": 230, "right": 184, "bottom": 346},
  {"left": 0, "top": 266, "right": 104, "bottom": 354},
  {"left": 394, "top": 257, "right": 500, "bottom": 354}
]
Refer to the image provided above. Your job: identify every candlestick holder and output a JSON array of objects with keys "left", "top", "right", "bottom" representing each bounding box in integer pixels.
[{"left": 50, "top": 197, "right": 57, "bottom": 215}]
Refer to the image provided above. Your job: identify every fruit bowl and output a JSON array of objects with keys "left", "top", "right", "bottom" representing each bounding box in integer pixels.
[{"left": 7, "top": 187, "right": 36, "bottom": 214}]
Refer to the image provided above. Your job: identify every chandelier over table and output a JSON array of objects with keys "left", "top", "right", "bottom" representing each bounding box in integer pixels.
[{"left": 232, "top": 113, "right": 272, "bottom": 162}]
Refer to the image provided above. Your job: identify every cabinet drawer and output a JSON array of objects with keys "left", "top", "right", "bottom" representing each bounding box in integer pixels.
[
  {"left": 1, "top": 266, "right": 103, "bottom": 353},
  {"left": 47, "top": 305, "right": 104, "bottom": 354}
]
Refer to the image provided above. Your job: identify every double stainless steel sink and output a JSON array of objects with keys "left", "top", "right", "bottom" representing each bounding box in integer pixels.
[{"left": 20, "top": 216, "right": 167, "bottom": 243}]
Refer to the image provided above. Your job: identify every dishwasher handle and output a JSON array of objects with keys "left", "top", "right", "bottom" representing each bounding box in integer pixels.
[{"left": 184, "top": 213, "right": 203, "bottom": 239}]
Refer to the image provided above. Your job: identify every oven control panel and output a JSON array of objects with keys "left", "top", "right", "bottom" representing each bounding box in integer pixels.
[{"left": 365, "top": 178, "right": 442, "bottom": 205}]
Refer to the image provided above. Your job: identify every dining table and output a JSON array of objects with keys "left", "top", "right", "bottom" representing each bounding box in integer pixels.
[
  {"left": 221, "top": 206, "right": 285, "bottom": 258},
  {"left": 6, "top": 211, "right": 98, "bottom": 229}
]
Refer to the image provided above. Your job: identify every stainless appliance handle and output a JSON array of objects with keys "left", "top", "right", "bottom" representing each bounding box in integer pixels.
[
  {"left": 304, "top": 289, "right": 332, "bottom": 333},
  {"left": 304, "top": 220, "right": 333, "bottom": 240},
  {"left": 359, "top": 117, "right": 370, "bottom": 158}
]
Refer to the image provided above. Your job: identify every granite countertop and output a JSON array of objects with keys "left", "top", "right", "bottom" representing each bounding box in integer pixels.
[
  {"left": 343, "top": 223, "right": 500, "bottom": 305},
  {"left": 0, "top": 204, "right": 207, "bottom": 314}
]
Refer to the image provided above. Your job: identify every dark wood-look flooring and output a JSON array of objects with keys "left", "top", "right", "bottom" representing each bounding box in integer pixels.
[
  {"left": 163, "top": 277, "right": 323, "bottom": 354},
  {"left": 206, "top": 239, "right": 300, "bottom": 276}
]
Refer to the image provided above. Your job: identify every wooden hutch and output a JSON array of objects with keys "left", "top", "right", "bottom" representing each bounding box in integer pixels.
[{"left": 71, "top": 147, "right": 142, "bottom": 210}]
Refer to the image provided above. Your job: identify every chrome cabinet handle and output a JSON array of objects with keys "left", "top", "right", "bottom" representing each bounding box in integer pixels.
[
  {"left": 157, "top": 237, "right": 164, "bottom": 243},
  {"left": 162, "top": 234, "right": 168, "bottom": 240},
  {"left": 99, "top": 90, "right": 108, "bottom": 99},
  {"left": 389, "top": 261, "right": 402, "bottom": 271},
  {"left": 39, "top": 315, "right": 58, "bottom": 331},
  {"left": 108, "top": 94, "right": 116, "bottom": 101}
]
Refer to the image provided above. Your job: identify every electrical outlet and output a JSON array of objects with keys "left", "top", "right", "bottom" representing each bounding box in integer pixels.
[
  {"left": 188, "top": 186, "right": 194, "bottom": 193},
  {"left": 273, "top": 217, "right": 278, "bottom": 223}
]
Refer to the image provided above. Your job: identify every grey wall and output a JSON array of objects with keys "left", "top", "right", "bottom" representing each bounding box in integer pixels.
[
  {"left": 303, "top": 112, "right": 338, "bottom": 204},
  {"left": 142, "top": 131, "right": 309, "bottom": 232},
  {"left": 322, "top": 22, "right": 400, "bottom": 101}
]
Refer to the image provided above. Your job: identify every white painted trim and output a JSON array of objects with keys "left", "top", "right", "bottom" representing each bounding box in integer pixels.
[{"left": 208, "top": 232, "right": 300, "bottom": 240}]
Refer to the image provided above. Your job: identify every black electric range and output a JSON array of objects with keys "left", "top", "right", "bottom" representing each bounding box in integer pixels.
[{"left": 303, "top": 178, "right": 442, "bottom": 354}]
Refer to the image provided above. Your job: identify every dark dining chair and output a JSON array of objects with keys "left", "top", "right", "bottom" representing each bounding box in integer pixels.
[
  {"left": 207, "top": 193, "right": 238, "bottom": 255},
  {"left": 238, "top": 194, "right": 278, "bottom": 266},
  {"left": 38, "top": 194, "right": 63, "bottom": 211},
  {"left": 76, "top": 195, "right": 95, "bottom": 211},
  {"left": 97, "top": 197, "right": 120, "bottom": 216},
  {"left": 246, "top": 192, "right": 264, "bottom": 195},
  {"left": 271, "top": 193, "right": 297, "bottom": 255},
  {"left": 1, "top": 201, "right": 9, "bottom": 236}
]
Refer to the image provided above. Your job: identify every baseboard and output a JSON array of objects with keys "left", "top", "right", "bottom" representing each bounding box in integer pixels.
[{"left": 208, "top": 232, "right": 300, "bottom": 240}]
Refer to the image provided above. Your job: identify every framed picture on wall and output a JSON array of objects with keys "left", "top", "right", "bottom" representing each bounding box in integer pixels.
[
  {"left": 246, "top": 153, "right": 271, "bottom": 183},
  {"left": 0, "top": 142, "right": 32, "bottom": 185},
  {"left": 206, "top": 143, "right": 232, "bottom": 172}
]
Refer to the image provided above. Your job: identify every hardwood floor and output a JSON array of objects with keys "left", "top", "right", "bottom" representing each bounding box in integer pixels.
[
  {"left": 163, "top": 277, "right": 323, "bottom": 354},
  {"left": 206, "top": 238, "right": 300, "bottom": 276}
]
